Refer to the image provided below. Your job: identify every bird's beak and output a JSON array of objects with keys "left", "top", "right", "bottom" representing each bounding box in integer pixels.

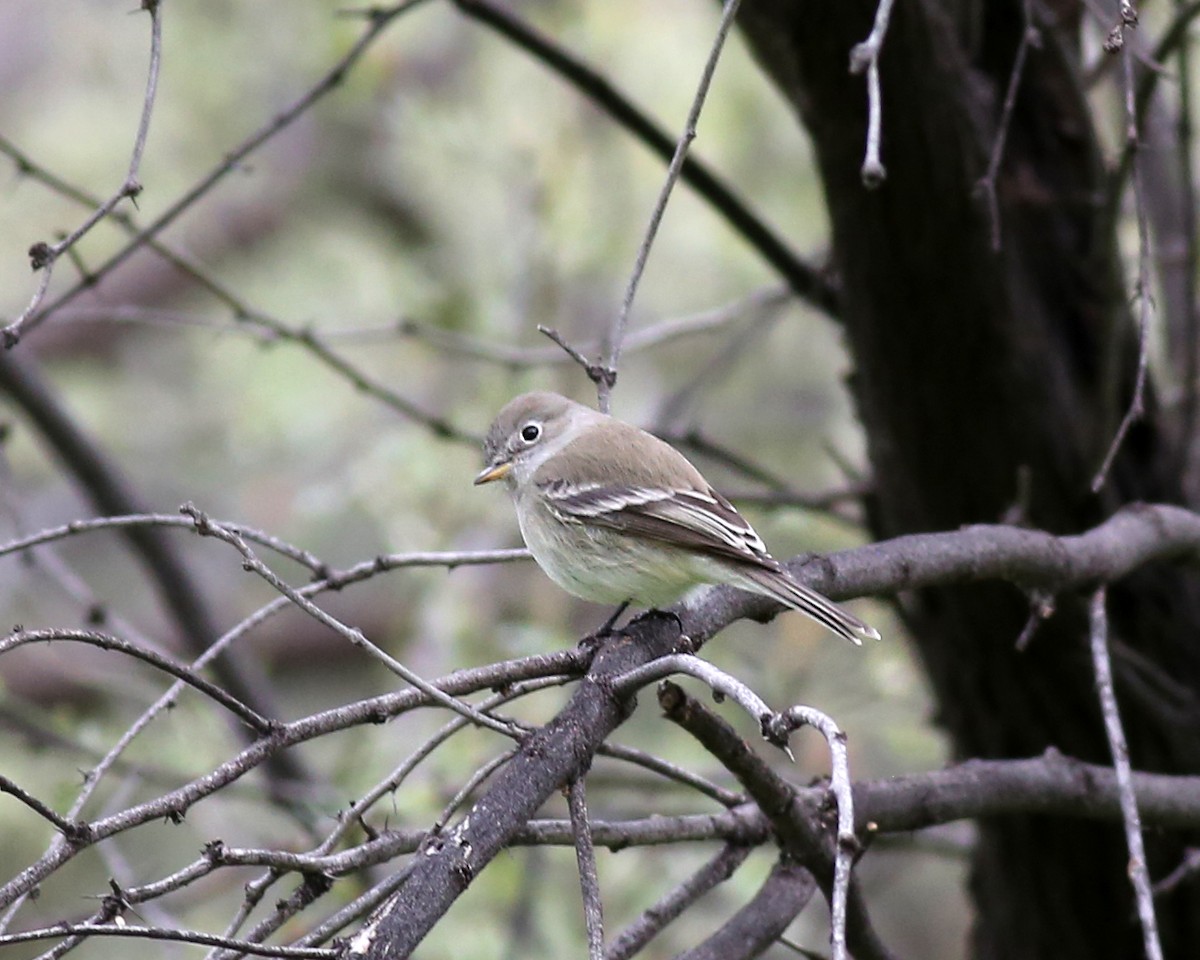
[{"left": 474, "top": 460, "right": 512, "bottom": 485}]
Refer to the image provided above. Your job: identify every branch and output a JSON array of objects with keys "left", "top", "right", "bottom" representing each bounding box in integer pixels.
[
  {"left": 604, "top": 844, "right": 754, "bottom": 960},
  {"left": 1092, "top": 4, "right": 1155, "bottom": 491},
  {"left": 177, "top": 753, "right": 1200, "bottom": 877},
  {"left": 0, "top": 511, "right": 529, "bottom": 573},
  {"left": 848, "top": 0, "right": 897, "bottom": 186},
  {"left": 0, "top": 776, "right": 89, "bottom": 843},
  {"left": 2, "top": 0, "right": 163, "bottom": 347},
  {"left": 849, "top": 752, "right": 1200, "bottom": 832},
  {"left": 602, "top": 0, "right": 746, "bottom": 410},
  {"left": 0, "top": 352, "right": 305, "bottom": 789},
  {"left": 0, "top": 628, "right": 276, "bottom": 734},
  {"left": 675, "top": 859, "right": 816, "bottom": 960},
  {"left": 770, "top": 706, "right": 856, "bottom": 960},
  {"left": 0, "top": 923, "right": 333, "bottom": 959},
  {"left": 10, "top": 0, "right": 434, "bottom": 344},
  {"left": 679, "top": 503, "right": 1200, "bottom": 647},
  {"left": 1088, "top": 589, "right": 1163, "bottom": 960},
  {"left": 343, "top": 611, "right": 687, "bottom": 959},
  {"left": 658, "top": 682, "right": 896, "bottom": 960},
  {"left": 975, "top": 0, "right": 1039, "bottom": 250},
  {"left": 181, "top": 503, "right": 523, "bottom": 737},
  {"left": 451, "top": 0, "right": 838, "bottom": 317},
  {"left": 568, "top": 778, "right": 605, "bottom": 960},
  {"left": 0, "top": 648, "right": 584, "bottom": 910}
]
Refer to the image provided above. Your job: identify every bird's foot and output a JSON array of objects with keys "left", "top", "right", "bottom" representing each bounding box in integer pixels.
[{"left": 577, "top": 601, "right": 632, "bottom": 652}]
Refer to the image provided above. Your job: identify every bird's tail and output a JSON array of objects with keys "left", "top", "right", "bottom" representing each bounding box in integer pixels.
[{"left": 737, "top": 567, "right": 879, "bottom": 645}]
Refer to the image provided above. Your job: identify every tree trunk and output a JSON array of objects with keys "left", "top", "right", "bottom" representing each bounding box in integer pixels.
[{"left": 736, "top": 1, "right": 1200, "bottom": 957}]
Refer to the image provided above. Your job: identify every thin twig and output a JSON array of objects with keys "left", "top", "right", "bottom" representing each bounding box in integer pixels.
[
  {"left": 1087, "top": 587, "right": 1163, "bottom": 960},
  {"left": 1152, "top": 847, "right": 1200, "bottom": 897},
  {"left": 568, "top": 778, "right": 605, "bottom": 960},
  {"left": 392, "top": 288, "right": 792, "bottom": 368},
  {"left": 10, "top": 0, "right": 434, "bottom": 344},
  {"left": 237, "top": 309, "right": 473, "bottom": 443},
  {"left": 0, "top": 923, "right": 333, "bottom": 959},
  {"left": 595, "top": 742, "right": 744, "bottom": 808},
  {"left": 605, "top": 844, "right": 753, "bottom": 960},
  {"left": 0, "top": 629, "right": 275, "bottom": 734},
  {"left": 0, "top": 776, "right": 87, "bottom": 840},
  {"left": 0, "top": 511, "right": 529, "bottom": 572},
  {"left": 451, "top": 0, "right": 838, "bottom": 316},
  {"left": 433, "top": 749, "right": 521, "bottom": 830},
  {"left": 1093, "top": 3, "right": 1153, "bottom": 491},
  {"left": 1104, "top": 1, "right": 1200, "bottom": 216},
  {"left": 770, "top": 707, "right": 856, "bottom": 960},
  {"left": 849, "top": 0, "right": 897, "bottom": 187},
  {"left": 537, "top": 326, "right": 612, "bottom": 391},
  {"left": 602, "top": 0, "right": 747, "bottom": 412},
  {"left": 181, "top": 503, "right": 522, "bottom": 737},
  {"left": 2, "top": 0, "right": 164, "bottom": 347},
  {"left": 977, "top": 0, "right": 1039, "bottom": 250},
  {"left": 1171, "top": 0, "right": 1200, "bottom": 489},
  {"left": 610, "top": 654, "right": 784, "bottom": 754}
]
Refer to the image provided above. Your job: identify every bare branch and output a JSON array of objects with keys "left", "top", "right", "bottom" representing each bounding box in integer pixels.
[
  {"left": 451, "top": 1, "right": 838, "bottom": 316},
  {"left": 9, "top": 0, "right": 435, "bottom": 344},
  {"left": 1093, "top": 3, "right": 1155, "bottom": 491},
  {"left": 680, "top": 503, "right": 1200, "bottom": 649},
  {"left": 0, "top": 511, "right": 529, "bottom": 574},
  {"left": 611, "top": 654, "right": 778, "bottom": 743},
  {"left": 772, "top": 706, "right": 855, "bottom": 960},
  {"left": 0, "top": 628, "right": 275, "bottom": 734},
  {"left": 1088, "top": 589, "right": 1163, "bottom": 960},
  {"left": 1153, "top": 847, "right": 1200, "bottom": 898},
  {"left": 848, "top": 0, "right": 897, "bottom": 186},
  {"left": 0, "top": 923, "right": 333, "bottom": 959},
  {"left": 595, "top": 742, "right": 745, "bottom": 808},
  {"left": 602, "top": 0, "right": 747, "bottom": 410},
  {"left": 0, "top": 775, "right": 88, "bottom": 842},
  {"left": 568, "top": 778, "right": 605, "bottom": 960},
  {"left": 675, "top": 859, "right": 816, "bottom": 960},
  {"left": 976, "top": 0, "right": 1039, "bottom": 250},
  {"left": 181, "top": 502, "right": 523, "bottom": 737},
  {"left": 657, "top": 681, "right": 896, "bottom": 960},
  {"left": 2, "top": 0, "right": 163, "bottom": 346},
  {"left": 605, "top": 844, "right": 754, "bottom": 960}
]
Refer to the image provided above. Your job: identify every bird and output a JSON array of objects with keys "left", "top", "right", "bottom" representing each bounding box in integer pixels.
[{"left": 474, "top": 391, "right": 879, "bottom": 645}]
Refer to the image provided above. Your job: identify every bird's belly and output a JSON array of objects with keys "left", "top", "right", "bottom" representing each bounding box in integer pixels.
[{"left": 518, "top": 508, "right": 704, "bottom": 607}]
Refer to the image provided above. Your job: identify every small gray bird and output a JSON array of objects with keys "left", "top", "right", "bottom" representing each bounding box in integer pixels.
[{"left": 475, "top": 391, "right": 879, "bottom": 645}]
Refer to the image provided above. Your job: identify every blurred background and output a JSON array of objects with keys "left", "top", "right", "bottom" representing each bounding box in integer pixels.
[{"left": 0, "top": 2, "right": 956, "bottom": 957}]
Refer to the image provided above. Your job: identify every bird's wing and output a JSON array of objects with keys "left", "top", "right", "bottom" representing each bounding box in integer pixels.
[{"left": 538, "top": 480, "right": 779, "bottom": 571}]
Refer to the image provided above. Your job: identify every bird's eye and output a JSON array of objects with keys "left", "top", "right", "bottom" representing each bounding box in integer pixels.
[{"left": 520, "top": 423, "right": 541, "bottom": 443}]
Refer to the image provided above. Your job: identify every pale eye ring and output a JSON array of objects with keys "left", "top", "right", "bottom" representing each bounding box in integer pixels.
[{"left": 520, "top": 423, "right": 541, "bottom": 443}]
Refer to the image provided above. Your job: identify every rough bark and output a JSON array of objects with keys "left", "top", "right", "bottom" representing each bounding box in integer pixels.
[{"left": 735, "top": 2, "right": 1200, "bottom": 957}]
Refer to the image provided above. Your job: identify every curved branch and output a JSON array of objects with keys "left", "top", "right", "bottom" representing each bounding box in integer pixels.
[
  {"left": 0, "top": 629, "right": 275, "bottom": 734},
  {"left": 675, "top": 859, "right": 816, "bottom": 960}
]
